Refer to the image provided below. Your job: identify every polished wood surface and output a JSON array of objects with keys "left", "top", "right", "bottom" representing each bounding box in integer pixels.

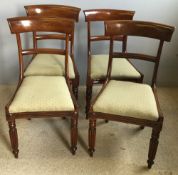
[
  {"left": 83, "top": 9, "right": 143, "bottom": 114},
  {"left": 8, "top": 16, "right": 74, "bottom": 34},
  {"left": 83, "top": 9, "right": 134, "bottom": 21},
  {"left": 88, "top": 20, "right": 175, "bottom": 168},
  {"left": 25, "top": 4, "right": 81, "bottom": 22},
  {"left": 105, "top": 20, "right": 174, "bottom": 41},
  {"left": 6, "top": 17, "right": 78, "bottom": 157},
  {"left": 105, "top": 20, "right": 175, "bottom": 86},
  {"left": 24, "top": 4, "right": 80, "bottom": 98}
]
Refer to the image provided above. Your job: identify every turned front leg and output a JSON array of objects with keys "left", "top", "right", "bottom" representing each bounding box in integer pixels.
[
  {"left": 88, "top": 118, "right": 96, "bottom": 156},
  {"left": 71, "top": 113, "right": 78, "bottom": 155},
  {"left": 8, "top": 120, "right": 19, "bottom": 158}
]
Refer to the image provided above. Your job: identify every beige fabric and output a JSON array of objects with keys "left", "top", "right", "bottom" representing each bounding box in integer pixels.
[
  {"left": 9, "top": 76, "right": 74, "bottom": 113},
  {"left": 90, "top": 54, "right": 141, "bottom": 79},
  {"left": 24, "top": 54, "right": 75, "bottom": 78},
  {"left": 93, "top": 80, "right": 159, "bottom": 121}
]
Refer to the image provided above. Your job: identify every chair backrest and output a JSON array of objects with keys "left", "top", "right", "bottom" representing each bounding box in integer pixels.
[
  {"left": 7, "top": 16, "right": 74, "bottom": 81},
  {"left": 83, "top": 9, "right": 135, "bottom": 56},
  {"left": 105, "top": 20, "right": 175, "bottom": 86},
  {"left": 24, "top": 4, "right": 81, "bottom": 22},
  {"left": 24, "top": 5, "right": 81, "bottom": 58}
]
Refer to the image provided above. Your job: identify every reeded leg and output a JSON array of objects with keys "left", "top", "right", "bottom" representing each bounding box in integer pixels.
[
  {"left": 86, "top": 82, "right": 93, "bottom": 117},
  {"left": 72, "top": 77, "right": 79, "bottom": 100},
  {"left": 71, "top": 113, "right": 78, "bottom": 155},
  {"left": 147, "top": 126, "right": 161, "bottom": 169},
  {"left": 8, "top": 120, "right": 19, "bottom": 158},
  {"left": 88, "top": 118, "right": 96, "bottom": 157}
]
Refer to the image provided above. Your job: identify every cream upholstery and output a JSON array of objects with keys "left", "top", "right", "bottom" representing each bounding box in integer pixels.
[
  {"left": 9, "top": 76, "right": 74, "bottom": 113},
  {"left": 24, "top": 54, "right": 75, "bottom": 78},
  {"left": 93, "top": 80, "right": 159, "bottom": 121},
  {"left": 90, "top": 54, "right": 141, "bottom": 79}
]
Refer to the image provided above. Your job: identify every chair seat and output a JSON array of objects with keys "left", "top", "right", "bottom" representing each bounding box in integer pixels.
[
  {"left": 93, "top": 80, "right": 159, "bottom": 121},
  {"left": 9, "top": 76, "right": 74, "bottom": 113},
  {"left": 24, "top": 54, "right": 75, "bottom": 78},
  {"left": 90, "top": 54, "right": 141, "bottom": 79}
]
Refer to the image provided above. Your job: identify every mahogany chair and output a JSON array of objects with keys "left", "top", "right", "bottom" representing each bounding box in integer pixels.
[
  {"left": 6, "top": 16, "right": 78, "bottom": 158},
  {"left": 23, "top": 5, "right": 81, "bottom": 98},
  {"left": 88, "top": 20, "right": 174, "bottom": 168},
  {"left": 83, "top": 9, "right": 143, "bottom": 113}
]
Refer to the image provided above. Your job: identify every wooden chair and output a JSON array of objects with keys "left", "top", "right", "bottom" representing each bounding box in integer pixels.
[
  {"left": 83, "top": 9, "right": 143, "bottom": 113},
  {"left": 88, "top": 20, "right": 174, "bottom": 168},
  {"left": 23, "top": 5, "right": 81, "bottom": 98},
  {"left": 6, "top": 16, "right": 78, "bottom": 158}
]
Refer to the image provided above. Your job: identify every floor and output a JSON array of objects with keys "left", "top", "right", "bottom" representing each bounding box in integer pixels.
[{"left": 0, "top": 85, "right": 178, "bottom": 175}]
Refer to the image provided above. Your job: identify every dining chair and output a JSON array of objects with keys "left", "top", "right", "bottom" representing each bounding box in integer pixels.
[
  {"left": 83, "top": 9, "right": 144, "bottom": 114},
  {"left": 88, "top": 20, "right": 174, "bottom": 168},
  {"left": 6, "top": 16, "right": 78, "bottom": 158},
  {"left": 23, "top": 4, "right": 81, "bottom": 99}
]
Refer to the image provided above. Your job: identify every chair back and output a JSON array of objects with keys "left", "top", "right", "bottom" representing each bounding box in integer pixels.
[
  {"left": 25, "top": 4, "right": 81, "bottom": 22},
  {"left": 25, "top": 5, "right": 81, "bottom": 57},
  {"left": 105, "top": 20, "right": 175, "bottom": 86},
  {"left": 83, "top": 9, "right": 135, "bottom": 55},
  {"left": 7, "top": 16, "right": 74, "bottom": 81}
]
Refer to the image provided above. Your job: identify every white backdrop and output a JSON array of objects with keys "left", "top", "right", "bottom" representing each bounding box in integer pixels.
[{"left": 0, "top": 0, "right": 177, "bottom": 85}]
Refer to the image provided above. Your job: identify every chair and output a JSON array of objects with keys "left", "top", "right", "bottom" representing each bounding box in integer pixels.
[
  {"left": 88, "top": 20, "right": 174, "bottom": 168},
  {"left": 6, "top": 16, "right": 78, "bottom": 158},
  {"left": 23, "top": 5, "right": 81, "bottom": 98},
  {"left": 83, "top": 9, "right": 143, "bottom": 113}
]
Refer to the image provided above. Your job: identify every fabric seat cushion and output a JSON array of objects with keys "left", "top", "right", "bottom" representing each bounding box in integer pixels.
[
  {"left": 93, "top": 80, "right": 159, "bottom": 121},
  {"left": 90, "top": 54, "right": 141, "bottom": 79},
  {"left": 24, "top": 54, "right": 75, "bottom": 78},
  {"left": 9, "top": 76, "right": 74, "bottom": 113}
]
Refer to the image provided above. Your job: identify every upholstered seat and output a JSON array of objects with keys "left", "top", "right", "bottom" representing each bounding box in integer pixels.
[
  {"left": 90, "top": 54, "right": 141, "bottom": 79},
  {"left": 93, "top": 80, "right": 159, "bottom": 121},
  {"left": 24, "top": 54, "right": 75, "bottom": 78},
  {"left": 9, "top": 76, "right": 74, "bottom": 113}
]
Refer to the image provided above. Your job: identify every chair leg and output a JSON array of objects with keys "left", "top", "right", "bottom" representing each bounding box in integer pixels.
[
  {"left": 147, "top": 125, "right": 162, "bottom": 169},
  {"left": 88, "top": 118, "right": 96, "bottom": 157},
  {"left": 8, "top": 119, "right": 19, "bottom": 158},
  {"left": 72, "top": 77, "right": 79, "bottom": 100},
  {"left": 70, "top": 113, "right": 78, "bottom": 155},
  {"left": 86, "top": 82, "right": 93, "bottom": 117}
]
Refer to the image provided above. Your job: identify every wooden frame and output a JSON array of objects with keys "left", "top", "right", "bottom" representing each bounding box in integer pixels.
[
  {"left": 6, "top": 16, "right": 79, "bottom": 158},
  {"left": 24, "top": 4, "right": 81, "bottom": 99},
  {"left": 83, "top": 9, "right": 144, "bottom": 114},
  {"left": 88, "top": 20, "right": 175, "bottom": 168}
]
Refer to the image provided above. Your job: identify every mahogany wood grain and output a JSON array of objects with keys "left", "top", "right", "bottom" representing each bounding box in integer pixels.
[
  {"left": 25, "top": 4, "right": 81, "bottom": 22},
  {"left": 6, "top": 17, "right": 78, "bottom": 157},
  {"left": 88, "top": 20, "right": 175, "bottom": 168},
  {"left": 24, "top": 5, "right": 81, "bottom": 99},
  {"left": 83, "top": 9, "right": 144, "bottom": 114}
]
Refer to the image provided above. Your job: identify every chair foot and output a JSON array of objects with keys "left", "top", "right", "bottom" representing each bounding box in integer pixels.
[
  {"left": 88, "top": 148, "right": 95, "bottom": 157},
  {"left": 13, "top": 150, "right": 19, "bottom": 158},
  {"left": 71, "top": 146, "right": 77, "bottom": 155},
  {"left": 147, "top": 159, "right": 154, "bottom": 169}
]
